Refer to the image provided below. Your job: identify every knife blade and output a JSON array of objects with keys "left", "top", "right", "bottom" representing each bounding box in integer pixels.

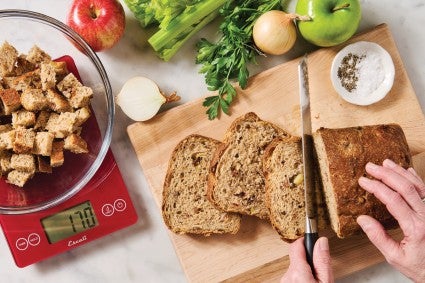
[{"left": 298, "top": 55, "right": 318, "bottom": 274}]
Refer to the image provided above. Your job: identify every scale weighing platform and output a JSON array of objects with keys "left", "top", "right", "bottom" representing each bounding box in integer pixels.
[
  {"left": 0, "top": 55, "right": 138, "bottom": 267},
  {"left": 0, "top": 150, "right": 138, "bottom": 267}
]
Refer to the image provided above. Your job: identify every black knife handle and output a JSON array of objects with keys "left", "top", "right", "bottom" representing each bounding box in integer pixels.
[{"left": 304, "top": 232, "right": 319, "bottom": 276}]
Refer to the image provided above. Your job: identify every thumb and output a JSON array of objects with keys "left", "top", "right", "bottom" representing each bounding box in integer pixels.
[{"left": 313, "top": 237, "right": 334, "bottom": 283}]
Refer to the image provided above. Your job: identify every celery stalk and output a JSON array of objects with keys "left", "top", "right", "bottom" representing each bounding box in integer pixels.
[{"left": 148, "top": 0, "right": 230, "bottom": 61}]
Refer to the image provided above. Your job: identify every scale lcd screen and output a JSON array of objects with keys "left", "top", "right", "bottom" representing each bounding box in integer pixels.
[{"left": 41, "top": 201, "right": 99, "bottom": 244}]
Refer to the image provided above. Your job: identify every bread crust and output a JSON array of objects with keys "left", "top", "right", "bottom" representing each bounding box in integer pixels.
[{"left": 313, "top": 124, "right": 412, "bottom": 238}]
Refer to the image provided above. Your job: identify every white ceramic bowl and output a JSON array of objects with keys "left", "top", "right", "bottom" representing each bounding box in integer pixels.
[{"left": 330, "top": 41, "right": 395, "bottom": 106}]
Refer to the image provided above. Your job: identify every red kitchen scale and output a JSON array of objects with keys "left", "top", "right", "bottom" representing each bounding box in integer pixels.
[{"left": 0, "top": 56, "right": 138, "bottom": 267}]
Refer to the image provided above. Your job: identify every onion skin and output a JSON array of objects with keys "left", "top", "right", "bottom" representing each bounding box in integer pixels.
[{"left": 253, "top": 10, "right": 297, "bottom": 55}]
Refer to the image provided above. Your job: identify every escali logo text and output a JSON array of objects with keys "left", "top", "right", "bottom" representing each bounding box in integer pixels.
[{"left": 68, "top": 235, "right": 88, "bottom": 247}]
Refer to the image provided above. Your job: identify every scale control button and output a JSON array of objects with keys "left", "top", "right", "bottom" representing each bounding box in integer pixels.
[
  {"left": 102, "top": 203, "right": 114, "bottom": 217},
  {"left": 28, "top": 233, "right": 41, "bottom": 247},
  {"left": 16, "top": 238, "right": 28, "bottom": 251},
  {"left": 114, "top": 199, "right": 126, "bottom": 212}
]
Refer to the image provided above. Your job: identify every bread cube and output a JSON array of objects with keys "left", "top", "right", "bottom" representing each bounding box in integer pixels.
[
  {"left": 40, "top": 62, "right": 56, "bottom": 91},
  {"left": 45, "top": 112, "right": 77, "bottom": 138},
  {"left": 0, "top": 151, "right": 11, "bottom": 175},
  {"left": 69, "top": 86, "right": 93, "bottom": 108},
  {"left": 46, "top": 89, "right": 71, "bottom": 112},
  {"left": 7, "top": 170, "right": 34, "bottom": 187},
  {"left": 0, "top": 89, "right": 21, "bottom": 114},
  {"left": 34, "top": 111, "right": 50, "bottom": 131},
  {"left": 0, "top": 130, "right": 15, "bottom": 150},
  {"left": 75, "top": 107, "right": 91, "bottom": 126},
  {"left": 36, "top": 155, "right": 52, "bottom": 173},
  {"left": 13, "top": 127, "right": 35, "bottom": 153},
  {"left": 20, "top": 88, "right": 47, "bottom": 111},
  {"left": 50, "top": 141, "right": 64, "bottom": 167},
  {"left": 57, "top": 73, "right": 82, "bottom": 98},
  {"left": 10, "top": 153, "right": 35, "bottom": 172},
  {"left": 12, "top": 55, "right": 36, "bottom": 76},
  {"left": 12, "top": 110, "right": 36, "bottom": 128},
  {"left": 26, "top": 45, "right": 51, "bottom": 65},
  {"left": 33, "top": 131, "right": 54, "bottom": 156},
  {"left": 4, "top": 69, "right": 41, "bottom": 92},
  {"left": 64, "top": 133, "right": 88, "bottom": 154},
  {"left": 0, "top": 41, "right": 18, "bottom": 77}
]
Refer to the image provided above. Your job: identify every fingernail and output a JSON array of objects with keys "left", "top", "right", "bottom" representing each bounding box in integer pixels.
[
  {"left": 358, "top": 176, "right": 372, "bottom": 186},
  {"left": 383, "top": 159, "right": 396, "bottom": 168},
  {"left": 365, "top": 162, "right": 379, "bottom": 171},
  {"left": 318, "top": 237, "right": 329, "bottom": 252},
  {"left": 357, "top": 215, "right": 371, "bottom": 231}
]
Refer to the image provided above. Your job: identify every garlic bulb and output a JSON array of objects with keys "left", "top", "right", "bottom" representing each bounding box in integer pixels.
[{"left": 116, "top": 76, "right": 180, "bottom": 121}]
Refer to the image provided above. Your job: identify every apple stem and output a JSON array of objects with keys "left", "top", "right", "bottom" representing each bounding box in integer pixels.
[
  {"left": 332, "top": 3, "right": 350, "bottom": 12},
  {"left": 289, "top": 13, "right": 312, "bottom": 22},
  {"left": 89, "top": 4, "right": 99, "bottom": 19}
]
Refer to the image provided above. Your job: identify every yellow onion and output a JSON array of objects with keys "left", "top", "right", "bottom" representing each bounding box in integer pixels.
[
  {"left": 253, "top": 10, "right": 298, "bottom": 55},
  {"left": 116, "top": 76, "right": 180, "bottom": 121}
]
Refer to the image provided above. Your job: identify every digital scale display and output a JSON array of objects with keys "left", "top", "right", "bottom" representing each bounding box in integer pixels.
[{"left": 41, "top": 201, "right": 99, "bottom": 244}]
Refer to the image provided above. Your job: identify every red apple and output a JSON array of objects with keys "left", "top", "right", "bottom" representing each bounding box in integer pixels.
[{"left": 67, "top": 0, "right": 125, "bottom": 52}]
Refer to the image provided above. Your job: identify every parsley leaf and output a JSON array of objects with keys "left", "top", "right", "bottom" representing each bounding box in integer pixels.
[{"left": 196, "top": 0, "right": 282, "bottom": 120}]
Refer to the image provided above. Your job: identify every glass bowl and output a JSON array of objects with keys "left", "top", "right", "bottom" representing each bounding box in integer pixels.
[{"left": 0, "top": 10, "right": 114, "bottom": 214}]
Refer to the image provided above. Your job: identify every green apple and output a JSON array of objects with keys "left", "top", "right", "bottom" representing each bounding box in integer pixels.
[{"left": 295, "top": 0, "right": 361, "bottom": 47}]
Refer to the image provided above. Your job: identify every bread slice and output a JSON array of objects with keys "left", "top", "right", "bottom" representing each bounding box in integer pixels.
[
  {"left": 208, "top": 112, "right": 290, "bottom": 220},
  {"left": 313, "top": 124, "right": 412, "bottom": 238},
  {"left": 262, "top": 136, "right": 305, "bottom": 241},
  {"left": 263, "top": 136, "right": 328, "bottom": 242},
  {"left": 162, "top": 134, "right": 241, "bottom": 236}
]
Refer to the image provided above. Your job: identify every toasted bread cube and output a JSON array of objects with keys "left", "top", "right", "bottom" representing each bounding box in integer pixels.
[
  {"left": 12, "top": 55, "right": 36, "bottom": 76},
  {"left": 12, "top": 110, "right": 36, "bottom": 128},
  {"left": 49, "top": 61, "right": 69, "bottom": 82},
  {"left": 46, "top": 89, "right": 71, "bottom": 112},
  {"left": 45, "top": 112, "right": 77, "bottom": 138},
  {"left": 7, "top": 169, "right": 34, "bottom": 187},
  {"left": 0, "top": 89, "right": 21, "bottom": 114},
  {"left": 0, "top": 41, "right": 18, "bottom": 77},
  {"left": 0, "top": 130, "right": 15, "bottom": 150},
  {"left": 10, "top": 153, "right": 35, "bottom": 172},
  {"left": 75, "top": 107, "right": 91, "bottom": 126},
  {"left": 69, "top": 86, "right": 93, "bottom": 108},
  {"left": 33, "top": 131, "right": 54, "bottom": 156},
  {"left": 36, "top": 155, "right": 52, "bottom": 173},
  {"left": 26, "top": 45, "right": 51, "bottom": 65},
  {"left": 57, "top": 73, "right": 82, "bottom": 98},
  {"left": 21, "top": 88, "right": 47, "bottom": 111},
  {"left": 13, "top": 127, "right": 35, "bottom": 153},
  {"left": 40, "top": 62, "right": 56, "bottom": 91},
  {"left": 50, "top": 141, "right": 64, "bottom": 167},
  {"left": 4, "top": 69, "right": 41, "bottom": 92},
  {"left": 64, "top": 133, "right": 88, "bottom": 154},
  {"left": 34, "top": 111, "right": 50, "bottom": 131},
  {"left": 0, "top": 151, "right": 12, "bottom": 175}
]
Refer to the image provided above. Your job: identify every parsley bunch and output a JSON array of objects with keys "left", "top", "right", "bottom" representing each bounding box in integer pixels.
[{"left": 196, "top": 0, "right": 282, "bottom": 120}]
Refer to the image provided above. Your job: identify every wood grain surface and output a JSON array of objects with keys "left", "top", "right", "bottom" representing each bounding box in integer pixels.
[{"left": 127, "top": 24, "right": 425, "bottom": 282}]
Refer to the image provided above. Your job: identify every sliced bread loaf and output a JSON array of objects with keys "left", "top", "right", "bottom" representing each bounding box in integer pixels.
[
  {"left": 313, "top": 124, "right": 412, "bottom": 238},
  {"left": 208, "top": 112, "right": 290, "bottom": 220},
  {"left": 162, "top": 134, "right": 241, "bottom": 236}
]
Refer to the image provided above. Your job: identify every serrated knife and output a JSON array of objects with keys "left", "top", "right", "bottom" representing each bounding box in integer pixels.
[{"left": 298, "top": 55, "right": 318, "bottom": 274}]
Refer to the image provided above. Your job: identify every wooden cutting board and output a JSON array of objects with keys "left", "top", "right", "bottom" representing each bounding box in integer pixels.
[{"left": 127, "top": 24, "right": 425, "bottom": 282}]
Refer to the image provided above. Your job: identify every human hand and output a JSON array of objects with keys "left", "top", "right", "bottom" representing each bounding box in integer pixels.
[
  {"left": 280, "top": 237, "right": 334, "bottom": 283},
  {"left": 358, "top": 159, "right": 425, "bottom": 283}
]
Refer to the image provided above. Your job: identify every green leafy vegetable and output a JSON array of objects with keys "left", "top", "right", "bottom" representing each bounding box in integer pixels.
[
  {"left": 123, "top": 0, "right": 228, "bottom": 61},
  {"left": 196, "top": 0, "right": 282, "bottom": 120}
]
